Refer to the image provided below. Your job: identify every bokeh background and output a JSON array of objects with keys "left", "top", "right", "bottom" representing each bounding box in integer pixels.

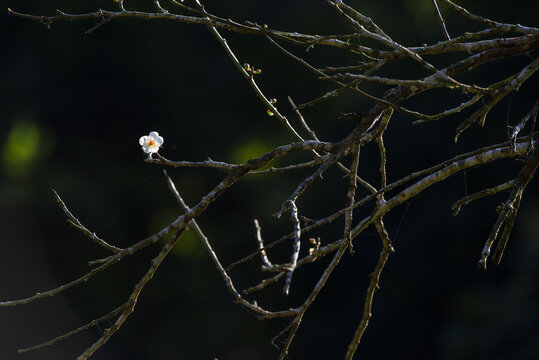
[{"left": 1, "top": 1, "right": 538, "bottom": 359}]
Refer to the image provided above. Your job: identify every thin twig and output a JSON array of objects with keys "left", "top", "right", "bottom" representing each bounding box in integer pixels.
[
  {"left": 18, "top": 303, "right": 129, "bottom": 354},
  {"left": 344, "top": 144, "right": 360, "bottom": 254},
  {"left": 510, "top": 98, "right": 539, "bottom": 150},
  {"left": 345, "top": 219, "right": 394, "bottom": 359},
  {"left": 455, "top": 58, "right": 539, "bottom": 141},
  {"left": 413, "top": 94, "right": 483, "bottom": 125},
  {"left": 250, "top": 156, "right": 330, "bottom": 174},
  {"left": 148, "top": 154, "right": 237, "bottom": 171},
  {"left": 154, "top": 0, "right": 168, "bottom": 13},
  {"left": 431, "top": 0, "right": 451, "bottom": 40},
  {"left": 52, "top": 189, "right": 122, "bottom": 253},
  {"left": 205, "top": 20, "right": 305, "bottom": 142},
  {"left": 288, "top": 96, "right": 320, "bottom": 142},
  {"left": 76, "top": 230, "right": 184, "bottom": 359},
  {"left": 479, "top": 145, "right": 539, "bottom": 268},
  {"left": 228, "top": 135, "right": 536, "bottom": 274},
  {"left": 277, "top": 245, "right": 348, "bottom": 359},
  {"left": 254, "top": 219, "right": 272, "bottom": 268},
  {"left": 451, "top": 180, "right": 515, "bottom": 215},
  {"left": 439, "top": 0, "right": 539, "bottom": 35},
  {"left": 163, "top": 170, "right": 293, "bottom": 317}
]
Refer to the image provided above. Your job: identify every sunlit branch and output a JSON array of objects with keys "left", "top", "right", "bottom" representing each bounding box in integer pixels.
[
  {"left": 5, "top": 2, "right": 539, "bottom": 358},
  {"left": 480, "top": 145, "right": 539, "bottom": 268},
  {"left": 283, "top": 200, "right": 301, "bottom": 295},
  {"left": 510, "top": 98, "right": 539, "bottom": 149},
  {"left": 439, "top": 0, "right": 539, "bottom": 35},
  {"left": 228, "top": 136, "right": 535, "bottom": 274}
]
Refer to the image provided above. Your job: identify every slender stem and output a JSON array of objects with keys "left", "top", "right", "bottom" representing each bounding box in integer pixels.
[
  {"left": 431, "top": 0, "right": 451, "bottom": 40},
  {"left": 345, "top": 219, "right": 393, "bottom": 359}
]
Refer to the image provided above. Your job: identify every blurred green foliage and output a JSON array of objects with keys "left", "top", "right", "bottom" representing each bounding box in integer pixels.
[{"left": 3, "top": 119, "right": 54, "bottom": 177}]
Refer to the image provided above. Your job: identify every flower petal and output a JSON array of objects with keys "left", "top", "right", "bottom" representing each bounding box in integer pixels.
[
  {"left": 139, "top": 131, "right": 164, "bottom": 156},
  {"left": 149, "top": 131, "right": 163, "bottom": 146}
]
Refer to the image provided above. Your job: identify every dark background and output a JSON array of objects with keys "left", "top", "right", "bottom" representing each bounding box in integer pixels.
[{"left": 1, "top": 1, "right": 538, "bottom": 359}]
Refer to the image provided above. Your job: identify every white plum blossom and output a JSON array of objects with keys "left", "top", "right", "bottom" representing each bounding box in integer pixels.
[{"left": 139, "top": 131, "right": 164, "bottom": 157}]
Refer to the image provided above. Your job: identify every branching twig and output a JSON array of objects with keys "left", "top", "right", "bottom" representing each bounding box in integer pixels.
[
  {"left": 510, "top": 98, "right": 539, "bottom": 150},
  {"left": 76, "top": 230, "right": 183, "bottom": 360},
  {"left": 228, "top": 135, "right": 536, "bottom": 274},
  {"left": 451, "top": 180, "right": 515, "bottom": 215},
  {"left": 479, "top": 145, "right": 539, "bottom": 268},
  {"left": 345, "top": 218, "right": 394, "bottom": 359},
  {"left": 439, "top": 0, "right": 539, "bottom": 35},
  {"left": 163, "top": 171, "right": 283, "bottom": 316},
  {"left": 5, "top": 2, "right": 539, "bottom": 359},
  {"left": 455, "top": 57, "right": 539, "bottom": 141},
  {"left": 52, "top": 189, "right": 121, "bottom": 253},
  {"left": 288, "top": 96, "right": 320, "bottom": 142},
  {"left": 18, "top": 303, "right": 129, "bottom": 354}
]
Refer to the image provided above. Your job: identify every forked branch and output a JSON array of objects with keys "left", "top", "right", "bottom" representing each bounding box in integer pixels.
[{"left": 4, "top": 1, "right": 538, "bottom": 359}]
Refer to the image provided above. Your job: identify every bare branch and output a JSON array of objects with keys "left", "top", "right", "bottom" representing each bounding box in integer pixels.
[
  {"left": 451, "top": 180, "right": 515, "bottom": 215},
  {"left": 228, "top": 135, "right": 536, "bottom": 275},
  {"left": 5, "top": 2, "right": 539, "bottom": 358},
  {"left": 439, "top": 0, "right": 539, "bottom": 35},
  {"left": 288, "top": 96, "right": 320, "bottom": 142},
  {"left": 254, "top": 219, "right": 272, "bottom": 268},
  {"left": 345, "top": 218, "right": 394, "bottom": 359},
  {"left": 18, "top": 303, "right": 129, "bottom": 354},
  {"left": 431, "top": 0, "right": 451, "bottom": 40},
  {"left": 52, "top": 189, "right": 121, "bottom": 253},
  {"left": 479, "top": 145, "right": 539, "bottom": 268},
  {"left": 510, "top": 98, "right": 539, "bottom": 150},
  {"left": 344, "top": 144, "right": 361, "bottom": 254},
  {"left": 163, "top": 171, "right": 282, "bottom": 316},
  {"left": 148, "top": 154, "right": 237, "bottom": 171},
  {"left": 76, "top": 230, "right": 183, "bottom": 360},
  {"left": 455, "top": 57, "right": 539, "bottom": 141},
  {"left": 283, "top": 200, "right": 301, "bottom": 295}
]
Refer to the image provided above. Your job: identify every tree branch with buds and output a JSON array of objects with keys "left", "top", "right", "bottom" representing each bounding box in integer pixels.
[{"left": 3, "top": 1, "right": 538, "bottom": 359}]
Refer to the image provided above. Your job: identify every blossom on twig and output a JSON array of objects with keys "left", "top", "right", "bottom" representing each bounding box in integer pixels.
[{"left": 139, "top": 131, "right": 164, "bottom": 157}]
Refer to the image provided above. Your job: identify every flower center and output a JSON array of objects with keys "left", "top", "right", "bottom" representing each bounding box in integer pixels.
[{"left": 147, "top": 140, "right": 155, "bottom": 147}]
